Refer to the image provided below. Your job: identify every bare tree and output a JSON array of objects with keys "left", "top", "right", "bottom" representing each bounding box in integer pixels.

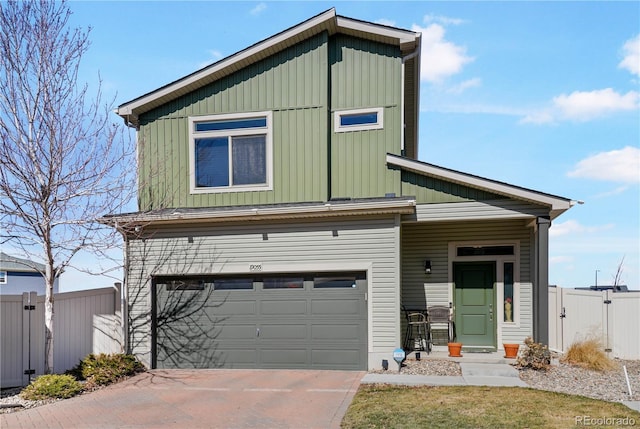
[
  {"left": 612, "top": 255, "right": 625, "bottom": 287},
  {"left": 0, "top": 0, "right": 134, "bottom": 374}
]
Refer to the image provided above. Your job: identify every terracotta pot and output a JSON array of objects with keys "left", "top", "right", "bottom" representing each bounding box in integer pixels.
[
  {"left": 503, "top": 343, "right": 520, "bottom": 359},
  {"left": 447, "top": 342, "right": 463, "bottom": 357}
]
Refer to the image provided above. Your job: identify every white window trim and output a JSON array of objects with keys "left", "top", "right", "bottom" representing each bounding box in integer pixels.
[
  {"left": 189, "top": 111, "right": 273, "bottom": 194},
  {"left": 334, "top": 107, "right": 384, "bottom": 132},
  {"left": 0, "top": 271, "right": 6, "bottom": 284}
]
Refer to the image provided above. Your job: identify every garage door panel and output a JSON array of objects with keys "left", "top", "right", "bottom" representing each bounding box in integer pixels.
[
  {"left": 208, "top": 300, "right": 256, "bottom": 316},
  {"left": 312, "top": 349, "right": 360, "bottom": 367},
  {"left": 260, "top": 299, "right": 307, "bottom": 315},
  {"left": 261, "top": 348, "right": 307, "bottom": 365},
  {"left": 216, "top": 324, "right": 257, "bottom": 340},
  {"left": 311, "top": 299, "right": 361, "bottom": 315},
  {"left": 311, "top": 324, "right": 359, "bottom": 340},
  {"left": 259, "top": 324, "right": 307, "bottom": 340}
]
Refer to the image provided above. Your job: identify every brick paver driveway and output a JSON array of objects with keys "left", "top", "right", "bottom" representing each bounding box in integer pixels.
[{"left": 1, "top": 369, "right": 365, "bottom": 429}]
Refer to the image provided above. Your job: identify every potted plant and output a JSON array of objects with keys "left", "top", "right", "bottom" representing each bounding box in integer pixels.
[
  {"left": 447, "top": 342, "right": 463, "bottom": 357},
  {"left": 503, "top": 343, "right": 520, "bottom": 359}
]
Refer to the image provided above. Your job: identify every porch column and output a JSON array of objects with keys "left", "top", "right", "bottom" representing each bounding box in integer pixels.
[{"left": 534, "top": 216, "right": 550, "bottom": 345}]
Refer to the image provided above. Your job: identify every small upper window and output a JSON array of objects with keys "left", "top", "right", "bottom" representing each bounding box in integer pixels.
[
  {"left": 334, "top": 108, "right": 383, "bottom": 132},
  {"left": 0, "top": 271, "right": 6, "bottom": 284},
  {"left": 189, "top": 112, "right": 272, "bottom": 194}
]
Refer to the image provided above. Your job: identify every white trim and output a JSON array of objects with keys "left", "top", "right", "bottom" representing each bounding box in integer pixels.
[
  {"left": 188, "top": 111, "right": 273, "bottom": 194},
  {"left": 334, "top": 107, "right": 384, "bottom": 132},
  {"left": 336, "top": 16, "right": 419, "bottom": 46}
]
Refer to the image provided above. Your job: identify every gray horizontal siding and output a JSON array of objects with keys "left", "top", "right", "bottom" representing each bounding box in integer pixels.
[
  {"left": 409, "top": 200, "right": 550, "bottom": 222},
  {"left": 126, "top": 216, "right": 400, "bottom": 367},
  {"left": 401, "top": 220, "right": 534, "bottom": 341}
]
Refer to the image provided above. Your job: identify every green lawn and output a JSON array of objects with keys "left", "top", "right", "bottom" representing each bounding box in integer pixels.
[{"left": 341, "top": 385, "right": 639, "bottom": 429}]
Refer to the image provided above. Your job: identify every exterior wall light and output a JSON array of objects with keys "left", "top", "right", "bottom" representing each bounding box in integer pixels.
[{"left": 424, "top": 259, "right": 432, "bottom": 274}]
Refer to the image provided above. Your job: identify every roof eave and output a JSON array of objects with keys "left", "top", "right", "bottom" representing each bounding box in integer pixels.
[
  {"left": 101, "top": 199, "right": 417, "bottom": 230},
  {"left": 116, "top": 9, "right": 421, "bottom": 127},
  {"left": 387, "top": 154, "right": 574, "bottom": 218}
]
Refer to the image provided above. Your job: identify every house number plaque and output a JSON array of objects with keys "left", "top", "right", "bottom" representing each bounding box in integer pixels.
[{"left": 249, "top": 264, "right": 263, "bottom": 272}]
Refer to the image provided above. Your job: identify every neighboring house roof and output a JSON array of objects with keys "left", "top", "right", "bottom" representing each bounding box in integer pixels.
[
  {"left": 116, "top": 8, "right": 421, "bottom": 156},
  {"left": 387, "top": 153, "right": 577, "bottom": 220},
  {"left": 101, "top": 197, "right": 417, "bottom": 228},
  {"left": 0, "top": 252, "right": 45, "bottom": 273}
]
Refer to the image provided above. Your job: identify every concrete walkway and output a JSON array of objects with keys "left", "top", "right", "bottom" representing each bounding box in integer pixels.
[{"left": 362, "top": 361, "right": 528, "bottom": 387}]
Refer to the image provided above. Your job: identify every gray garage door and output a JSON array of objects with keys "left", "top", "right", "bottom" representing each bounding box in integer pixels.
[{"left": 152, "top": 272, "right": 367, "bottom": 370}]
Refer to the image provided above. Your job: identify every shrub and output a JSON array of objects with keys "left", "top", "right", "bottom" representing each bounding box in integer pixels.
[
  {"left": 71, "top": 353, "right": 145, "bottom": 386},
  {"left": 516, "top": 337, "right": 551, "bottom": 371},
  {"left": 20, "top": 374, "right": 83, "bottom": 400},
  {"left": 561, "top": 337, "right": 617, "bottom": 371}
]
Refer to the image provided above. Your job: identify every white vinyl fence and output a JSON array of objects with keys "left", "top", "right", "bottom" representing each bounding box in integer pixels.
[
  {"left": 1, "top": 285, "right": 123, "bottom": 388},
  {"left": 549, "top": 286, "right": 640, "bottom": 359}
]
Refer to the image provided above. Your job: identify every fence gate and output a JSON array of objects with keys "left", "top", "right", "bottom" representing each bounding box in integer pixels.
[
  {"left": 1, "top": 286, "right": 123, "bottom": 389},
  {"left": 21, "top": 291, "right": 41, "bottom": 386}
]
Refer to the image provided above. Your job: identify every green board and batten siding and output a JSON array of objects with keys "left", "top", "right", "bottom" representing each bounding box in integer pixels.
[
  {"left": 125, "top": 216, "right": 401, "bottom": 369},
  {"left": 137, "top": 33, "right": 330, "bottom": 210},
  {"left": 330, "top": 35, "right": 402, "bottom": 199},
  {"left": 136, "top": 32, "right": 405, "bottom": 210},
  {"left": 401, "top": 171, "right": 508, "bottom": 204}
]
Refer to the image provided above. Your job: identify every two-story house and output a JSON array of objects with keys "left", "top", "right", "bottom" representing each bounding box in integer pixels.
[
  {"left": 0, "top": 252, "right": 59, "bottom": 295},
  {"left": 106, "top": 9, "right": 575, "bottom": 370}
]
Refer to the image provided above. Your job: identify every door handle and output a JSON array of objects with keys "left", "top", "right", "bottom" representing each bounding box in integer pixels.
[{"left": 256, "top": 328, "right": 260, "bottom": 337}]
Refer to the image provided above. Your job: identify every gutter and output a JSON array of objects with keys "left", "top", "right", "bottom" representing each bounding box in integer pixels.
[{"left": 102, "top": 199, "right": 417, "bottom": 228}]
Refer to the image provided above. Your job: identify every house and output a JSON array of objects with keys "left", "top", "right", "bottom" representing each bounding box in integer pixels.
[
  {"left": 0, "top": 252, "right": 59, "bottom": 295},
  {"left": 105, "top": 9, "right": 575, "bottom": 370}
]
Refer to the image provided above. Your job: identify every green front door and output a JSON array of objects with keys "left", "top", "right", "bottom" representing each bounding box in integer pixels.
[{"left": 453, "top": 262, "right": 496, "bottom": 350}]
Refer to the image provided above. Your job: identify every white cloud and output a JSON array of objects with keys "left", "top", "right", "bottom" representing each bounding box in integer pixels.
[
  {"left": 375, "top": 18, "right": 396, "bottom": 27},
  {"left": 446, "top": 78, "right": 482, "bottom": 94},
  {"left": 568, "top": 146, "right": 640, "bottom": 184},
  {"left": 412, "top": 22, "right": 474, "bottom": 83},
  {"left": 619, "top": 34, "right": 640, "bottom": 76},
  {"left": 549, "top": 220, "right": 614, "bottom": 238},
  {"left": 423, "top": 14, "right": 466, "bottom": 26},
  {"left": 593, "top": 185, "right": 630, "bottom": 198},
  {"left": 554, "top": 89, "right": 639, "bottom": 121},
  {"left": 521, "top": 88, "right": 639, "bottom": 123},
  {"left": 250, "top": 2, "right": 267, "bottom": 16}
]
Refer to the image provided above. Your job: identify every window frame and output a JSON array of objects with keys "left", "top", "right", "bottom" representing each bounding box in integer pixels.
[
  {"left": 189, "top": 111, "right": 273, "bottom": 194},
  {"left": 334, "top": 107, "right": 384, "bottom": 133}
]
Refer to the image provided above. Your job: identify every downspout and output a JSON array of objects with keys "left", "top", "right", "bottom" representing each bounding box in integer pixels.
[
  {"left": 400, "top": 48, "right": 420, "bottom": 157},
  {"left": 114, "top": 220, "right": 130, "bottom": 354}
]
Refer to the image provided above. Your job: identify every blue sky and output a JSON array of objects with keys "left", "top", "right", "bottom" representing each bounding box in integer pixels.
[{"left": 57, "top": 1, "right": 638, "bottom": 291}]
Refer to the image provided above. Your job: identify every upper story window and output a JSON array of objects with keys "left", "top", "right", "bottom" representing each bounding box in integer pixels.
[
  {"left": 189, "top": 112, "right": 272, "bottom": 194},
  {"left": 0, "top": 271, "right": 6, "bottom": 284},
  {"left": 334, "top": 107, "right": 383, "bottom": 132}
]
